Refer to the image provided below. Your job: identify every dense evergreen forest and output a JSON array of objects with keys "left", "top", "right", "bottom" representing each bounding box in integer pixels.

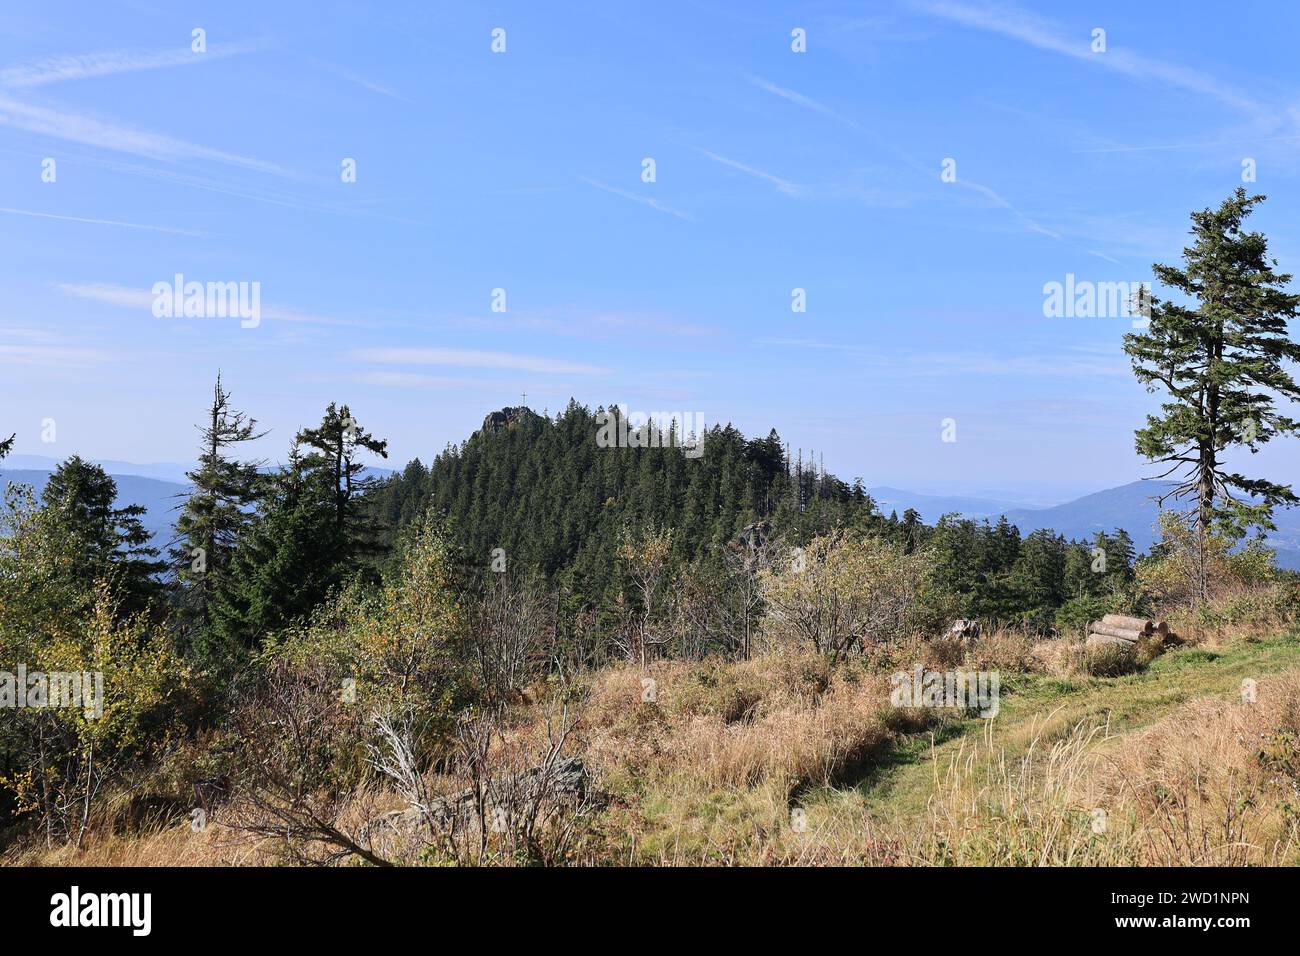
[
  {"left": 367, "top": 402, "right": 872, "bottom": 570},
  {"left": 366, "top": 401, "right": 1141, "bottom": 643}
]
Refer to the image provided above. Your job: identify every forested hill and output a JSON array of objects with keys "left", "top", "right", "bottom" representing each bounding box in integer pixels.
[{"left": 366, "top": 402, "right": 877, "bottom": 580}]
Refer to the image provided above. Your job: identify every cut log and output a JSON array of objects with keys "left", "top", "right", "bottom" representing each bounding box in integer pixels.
[
  {"left": 1089, "top": 623, "right": 1143, "bottom": 642},
  {"left": 1101, "top": 614, "right": 1153, "bottom": 635}
]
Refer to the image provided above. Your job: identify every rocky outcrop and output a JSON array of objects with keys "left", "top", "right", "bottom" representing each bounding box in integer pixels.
[
  {"left": 480, "top": 406, "right": 535, "bottom": 435},
  {"left": 737, "top": 520, "right": 771, "bottom": 553}
]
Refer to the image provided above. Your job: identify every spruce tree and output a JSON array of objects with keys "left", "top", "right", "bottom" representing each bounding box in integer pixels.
[
  {"left": 1124, "top": 189, "right": 1300, "bottom": 600},
  {"left": 41, "top": 456, "right": 164, "bottom": 615},
  {"left": 210, "top": 406, "right": 388, "bottom": 655},
  {"left": 172, "top": 373, "right": 266, "bottom": 637},
  {"left": 296, "top": 402, "right": 389, "bottom": 547},
  {"left": 209, "top": 450, "right": 342, "bottom": 656}
]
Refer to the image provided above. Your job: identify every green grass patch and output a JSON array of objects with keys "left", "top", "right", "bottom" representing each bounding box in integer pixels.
[{"left": 851, "top": 628, "right": 1300, "bottom": 820}]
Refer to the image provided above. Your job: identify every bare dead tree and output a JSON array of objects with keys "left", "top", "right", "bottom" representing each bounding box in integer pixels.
[
  {"left": 366, "top": 694, "right": 600, "bottom": 866},
  {"left": 228, "top": 662, "right": 392, "bottom": 866},
  {"left": 470, "top": 573, "right": 552, "bottom": 703},
  {"left": 723, "top": 529, "right": 771, "bottom": 660}
]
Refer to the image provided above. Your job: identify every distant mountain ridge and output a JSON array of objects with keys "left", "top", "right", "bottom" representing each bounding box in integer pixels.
[
  {"left": 5, "top": 454, "right": 395, "bottom": 484},
  {"left": 870, "top": 480, "right": 1300, "bottom": 571},
  {"left": 869, "top": 487, "right": 1029, "bottom": 521},
  {"left": 1, "top": 456, "right": 395, "bottom": 549},
  {"left": 0, "top": 469, "right": 189, "bottom": 548}
]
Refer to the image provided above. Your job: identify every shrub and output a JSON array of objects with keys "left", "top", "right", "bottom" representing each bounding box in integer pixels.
[
  {"left": 759, "top": 532, "right": 934, "bottom": 661},
  {"left": 1083, "top": 641, "right": 1141, "bottom": 677},
  {"left": 227, "top": 517, "right": 471, "bottom": 864},
  {"left": 1138, "top": 511, "right": 1280, "bottom": 611}
]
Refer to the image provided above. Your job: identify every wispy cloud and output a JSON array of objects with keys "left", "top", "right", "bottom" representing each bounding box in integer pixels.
[
  {"left": 911, "top": 1, "right": 1262, "bottom": 115},
  {"left": 313, "top": 59, "right": 411, "bottom": 103},
  {"left": 23, "top": 151, "right": 424, "bottom": 224},
  {"left": 0, "top": 95, "right": 285, "bottom": 174},
  {"left": 422, "top": 308, "right": 714, "bottom": 341},
  {"left": 915, "top": 349, "right": 1129, "bottom": 378},
  {"left": 746, "top": 75, "right": 861, "bottom": 129},
  {"left": 696, "top": 148, "right": 912, "bottom": 207},
  {"left": 579, "top": 177, "right": 693, "bottom": 220},
  {"left": 59, "top": 282, "right": 154, "bottom": 309},
  {"left": 59, "top": 282, "right": 357, "bottom": 326},
  {"left": 334, "top": 68, "right": 408, "bottom": 101},
  {"left": 0, "top": 40, "right": 266, "bottom": 88},
  {"left": 956, "top": 179, "right": 1060, "bottom": 239},
  {"left": 260, "top": 304, "right": 357, "bottom": 326},
  {"left": 755, "top": 338, "right": 1127, "bottom": 378},
  {"left": 354, "top": 371, "right": 493, "bottom": 389},
  {"left": 744, "top": 75, "right": 1049, "bottom": 234},
  {"left": 0, "top": 343, "right": 113, "bottom": 367},
  {"left": 697, "top": 149, "right": 802, "bottom": 196},
  {"left": 354, "top": 347, "right": 610, "bottom": 375},
  {"left": 0, "top": 206, "right": 208, "bottom": 235}
]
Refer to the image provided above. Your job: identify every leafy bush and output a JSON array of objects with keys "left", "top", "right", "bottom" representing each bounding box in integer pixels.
[
  {"left": 227, "top": 517, "right": 472, "bottom": 862},
  {"left": 759, "top": 532, "right": 937, "bottom": 661},
  {"left": 0, "top": 491, "right": 193, "bottom": 845},
  {"left": 1139, "top": 511, "right": 1279, "bottom": 611}
]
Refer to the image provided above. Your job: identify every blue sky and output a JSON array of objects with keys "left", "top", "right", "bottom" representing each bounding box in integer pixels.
[{"left": 2, "top": 0, "right": 1298, "bottom": 500}]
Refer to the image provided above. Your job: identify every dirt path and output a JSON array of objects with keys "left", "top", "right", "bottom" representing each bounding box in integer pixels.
[{"left": 845, "top": 630, "right": 1300, "bottom": 820}]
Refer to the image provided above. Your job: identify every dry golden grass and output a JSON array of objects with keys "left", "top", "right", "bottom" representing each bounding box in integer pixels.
[
  {"left": 907, "top": 670, "right": 1300, "bottom": 865},
  {"left": 11, "top": 621, "right": 1300, "bottom": 867},
  {"left": 3, "top": 816, "right": 276, "bottom": 867},
  {"left": 581, "top": 651, "right": 897, "bottom": 792},
  {"left": 1086, "top": 669, "right": 1300, "bottom": 864},
  {"left": 1163, "top": 579, "right": 1299, "bottom": 647}
]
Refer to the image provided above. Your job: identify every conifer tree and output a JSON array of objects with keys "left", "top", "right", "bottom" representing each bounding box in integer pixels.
[
  {"left": 296, "top": 402, "right": 389, "bottom": 546},
  {"left": 1124, "top": 189, "right": 1300, "bottom": 600},
  {"left": 172, "top": 373, "right": 266, "bottom": 635},
  {"left": 41, "top": 456, "right": 164, "bottom": 615},
  {"left": 209, "top": 406, "right": 388, "bottom": 656}
]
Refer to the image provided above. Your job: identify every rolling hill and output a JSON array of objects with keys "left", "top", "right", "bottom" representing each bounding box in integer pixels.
[
  {"left": 873, "top": 479, "right": 1300, "bottom": 570},
  {"left": 0, "top": 468, "right": 188, "bottom": 548}
]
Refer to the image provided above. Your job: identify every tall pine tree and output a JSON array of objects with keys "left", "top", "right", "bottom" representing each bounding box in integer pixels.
[
  {"left": 1124, "top": 189, "right": 1300, "bottom": 600},
  {"left": 210, "top": 405, "right": 387, "bottom": 656},
  {"left": 171, "top": 373, "right": 266, "bottom": 639}
]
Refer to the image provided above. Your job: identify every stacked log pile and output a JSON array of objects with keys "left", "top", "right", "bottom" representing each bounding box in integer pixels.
[{"left": 1086, "top": 614, "right": 1178, "bottom": 649}]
